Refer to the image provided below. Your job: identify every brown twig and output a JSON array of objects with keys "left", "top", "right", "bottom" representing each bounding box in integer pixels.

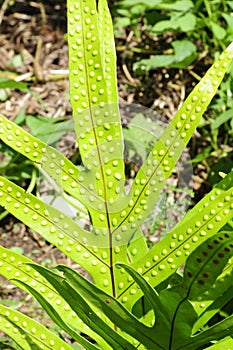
[
  {"left": 0, "top": 0, "right": 11, "bottom": 28},
  {"left": 29, "top": 1, "right": 47, "bottom": 28}
]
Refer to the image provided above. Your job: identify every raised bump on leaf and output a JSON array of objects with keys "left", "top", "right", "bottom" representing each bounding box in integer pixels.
[
  {"left": 0, "top": 2, "right": 233, "bottom": 348},
  {"left": 116, "top": 181, "right": 233, "bottom": 308},
  {"left": 0, "top": 176, "right": 114, "bottom": 292},
  {"left": 0, "top": 304, "right": 73, "bottom": 350},
  {"left": 0, "top": 245, "right": 111, "bottom": 348},
  {"left": 98, "top": 0, "right": 118, "bottom": 103},
  {"left": 0, "top": 245, "right": 80, "bottom": 325},
  {"left": 191, "top": 255, "right": 233, "bottom": 331},
  {"left": 68, "top": 0, "right": 126, "bottom": 215},
  {"left": 182, "top": 232, "right": 233, "bottom": 299},
  {"left": 108, "top": 43, "right": 233, "bottom": 244},
  {"left": 193, "top": 282, "right": 233, "bottom": 333},
  {"left": 0, "top": 114, "right": 105, "bottom": 210}
]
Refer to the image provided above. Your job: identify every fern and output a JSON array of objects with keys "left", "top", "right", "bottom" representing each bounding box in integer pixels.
[{"left": 0, "top": 0, "right": 232, "bottom": 349}]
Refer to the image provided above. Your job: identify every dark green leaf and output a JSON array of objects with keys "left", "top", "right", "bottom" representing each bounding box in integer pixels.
[
  {"left": 12, "top": 280, "right": 98, "bottom": 350},
  {"left": 24, "top": 264, "right": 137, "bottom": 350},
  {"left": 0, "top": 79, "right": 30, "bottom": 92}
]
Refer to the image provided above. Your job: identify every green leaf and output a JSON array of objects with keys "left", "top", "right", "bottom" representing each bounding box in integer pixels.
[
  {"left": 116, "top": 172, "right": 233, "bottom": 309},
  {"left": 0, "top": 2, "right": 233, "bottom": 349},
  {"left": 134, "top": 40, "right": 197, "bottom": 70},
  {"left": 154, "top": 0, "right": 194, "bottom": 11},
  {"left": 67, "top": 0, "right": 126, "bottom": 216},
  {"left": 116, "top": 265, "right": 195, "bottom": 349},
  {"left": 0, "top": 304, "right": 72, "bottom": 350},
  {"left": 120, "top": 0, "right": 193, "bottom": 11},
  {"left": 12, "top": 280, "right": 99, "bottom": 350},
  {"left": 191, "top": 252, "right": 233, "bottom": 330},
  {"left": 222, "top": 13, "right": 233, "bottom": 34},
  {"left": 211, "top": 109, "right": 233, "bottom": 129},
  {"left": 0, "top": 89, "right": 8, "bottom": 101},
  {"left": 0, "top": 79, "right": 30, "bottom": 92},
  {"left": 161, "top": 232, "right": 233, "bottom": 348},
  {"left": 22, "top": 264, "right": 138, "bottom": 350},
  {"left": 193, "top": 285, "right": 233, "bottom": 333},
  {"left": 0, "top": 177, "right": 113, "bottom": 289},
  {"left": 25, "top": 115, "right": 74, "bottom": 144},
  {"left": 117, "top": 263, "right": 169, "bottom": 321},
  {"left": 180, "top": 170, "right": 233, "bottom": 224},
  {"left": 0, "top": 115, "right": 86, "bottom": 205},
  {"left": 155, "top": 231, "right": 233, "bottom": 349},
  {"left": 210, "top": 22, "right": 226, "bottom": 40},
  {"left": 110, "top": 42, "right": 233, "bottom": 272},
  {"left": 204, "top": 337, "right": 233, "bottom": 349},
  {"left": 98, "top": 0, "right": 119, "bottom": 104},
  {"left": 55, "top": 264, "right": 162, "bottom": 349},
  {"left": 171, "top": 40, "right": 197, "bottom": 68},
  {"left": 120, "top": 0, "right": 163, "bottom": 8},
  {"left": 186, "top": 315, "right": 233, "bottom": 350},
  {"left": 152, "top": 13, "right": 196, "bottom": 33},
  {"left": 114, "top": 17, "right": 131, "bottom": 28},
  {"left": 0, "top": 245, "right": 82, "bottom": 326},
  {"left": 181, "top": 231, "right": 233, "bottom": 299},
  {"left": 134, "top": 55, "right": 175, "bottom": 70},
  {"left": 0, "top": 245, "right": 112, "bottom": 348},
  {"left": 118, "top": 235, "right": 233, "bottom": 349},
  {"left": 159, "top": 289, "right": 197, "bottom": 349}
]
